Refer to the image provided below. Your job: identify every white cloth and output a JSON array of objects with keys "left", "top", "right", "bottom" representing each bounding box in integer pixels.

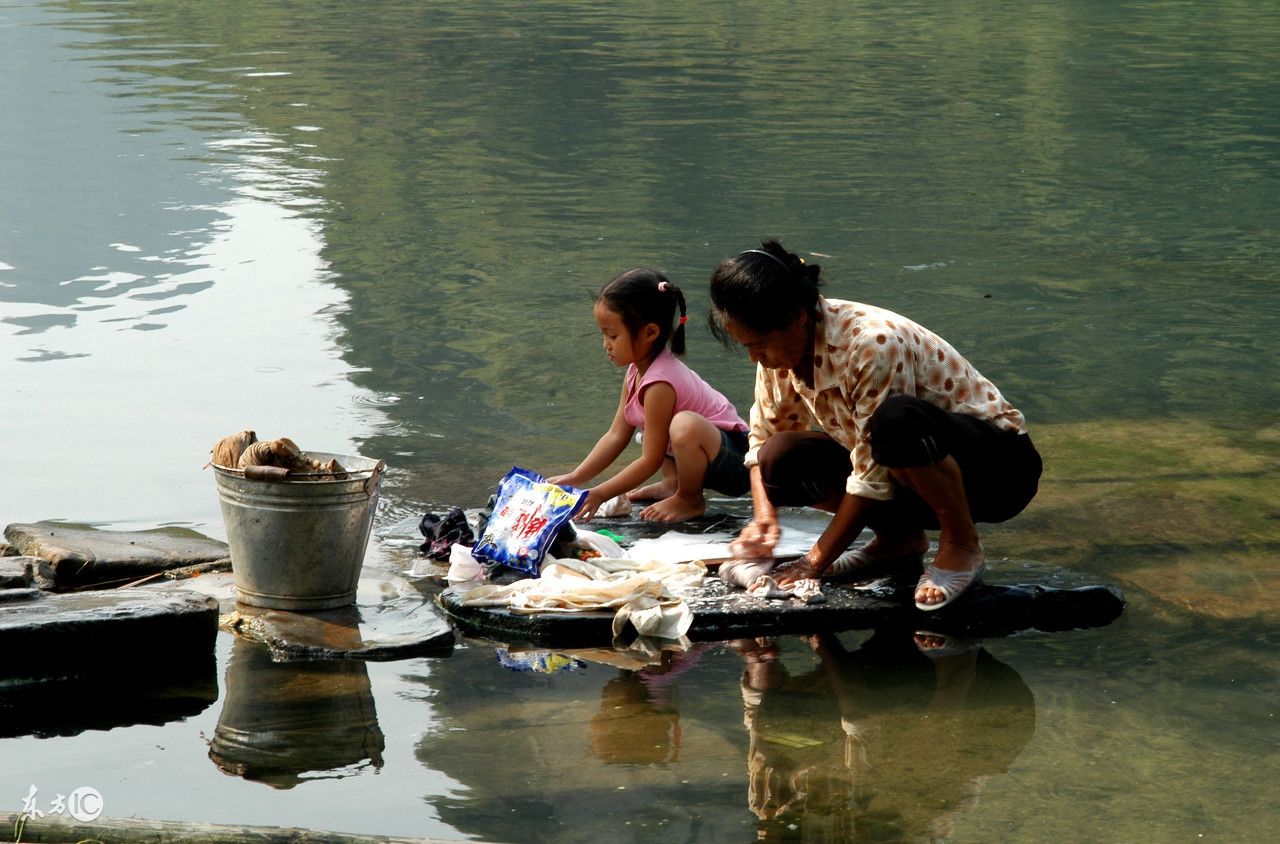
[
  {"left": 718, "top": 558, "right": 825, "bottom": 603},
  {"left": 454, "top": 556, "right": 706, "bottom": 639}
]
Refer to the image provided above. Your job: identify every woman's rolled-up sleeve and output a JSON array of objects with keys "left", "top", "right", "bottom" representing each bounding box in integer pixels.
[{"left": 743, "top": 365, "right": 817, "bottom": 468}]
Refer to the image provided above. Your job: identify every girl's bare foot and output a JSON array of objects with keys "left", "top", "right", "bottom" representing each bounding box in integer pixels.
[
  {"left": 639, "top": 493, "right": 706, "bottom": 522},
  {"left": 627, "top": 481, "right": 676, "bottom": 502}
]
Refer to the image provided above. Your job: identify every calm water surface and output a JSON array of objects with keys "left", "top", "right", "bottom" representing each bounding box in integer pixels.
[{"left": 2, "top": 1, "right": 1277, "bottom": 841}]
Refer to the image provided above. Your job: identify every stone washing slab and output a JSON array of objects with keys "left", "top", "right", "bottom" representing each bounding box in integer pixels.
[
  {"left": 3, "top": 521, "right": 230, "bottom": 587},
  {"left": 221, "top": 575, "right": 456, "bottom": 661},
  {"left": 0, "top": 588, "right": 220, "bottom": 679},
  {"left": 438, "top": 573, "right": 1126, "bottom": 648}
]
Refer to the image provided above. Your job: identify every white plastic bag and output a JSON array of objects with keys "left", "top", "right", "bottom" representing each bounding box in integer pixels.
[{"left": 446, "top": 543, "right": 484, "bottom": 586}]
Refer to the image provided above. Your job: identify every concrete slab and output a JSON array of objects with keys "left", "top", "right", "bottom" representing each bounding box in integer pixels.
[
  {"left": 0, "top": 589, "right": 220, "bottom": 679},
  {"left": 3, "top": 521, "right": 230, "bottom": 588}
]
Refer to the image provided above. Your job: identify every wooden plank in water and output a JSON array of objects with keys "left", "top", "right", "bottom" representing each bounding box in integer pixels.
[{"left": 1, "top": 812, "right": 493, "bottom": 844}]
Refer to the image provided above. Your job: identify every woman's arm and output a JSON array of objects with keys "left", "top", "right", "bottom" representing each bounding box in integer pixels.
[
  {"left": 547, "top": 386, "right": 634, "bottom": 488},
  {"left": 773, "top": 492, "right": 873, "bottom": 585},
  {"left": 729, "top": 464, "right": 780, "bottom": 557}
]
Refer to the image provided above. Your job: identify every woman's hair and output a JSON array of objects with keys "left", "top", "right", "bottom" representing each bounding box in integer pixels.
[
  {"left": 708, "top": 239, "right": 823, "bottom": 344},
  {"left": 595, "top": 267, "right": 688, "bottom": 358}
]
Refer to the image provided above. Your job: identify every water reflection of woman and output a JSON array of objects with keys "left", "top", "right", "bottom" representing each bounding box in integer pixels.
[
  {"left": 732, "top": 630, "right": 1034, "bottom": 840},
  {"left": 709, "top": 241, "right": 1042, "bottom": 610}
]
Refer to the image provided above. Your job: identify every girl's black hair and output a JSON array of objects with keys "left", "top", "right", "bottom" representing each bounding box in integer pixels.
[
  {"left": 595, "top": 267, "right": 687, "bottom": 359},
  {"left": 707, "top": 239, "right": 823, "bottom": 344}
]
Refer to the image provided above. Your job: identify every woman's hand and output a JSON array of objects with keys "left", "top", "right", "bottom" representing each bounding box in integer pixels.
[
  {"left": 730, "top": 515, "right": 780, "bottom": 559},
  {"left": 773, "top": 554, "right": 826, "bottom": 587}
]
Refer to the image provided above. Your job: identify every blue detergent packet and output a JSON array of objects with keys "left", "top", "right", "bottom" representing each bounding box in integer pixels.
[{"left": 472, "top": 467, "right": 587, "bottom": 576}]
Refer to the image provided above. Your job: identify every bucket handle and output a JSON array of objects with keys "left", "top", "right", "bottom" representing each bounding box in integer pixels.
[{"left": 363, "top": 460, "right": 386, "bottom": 497}]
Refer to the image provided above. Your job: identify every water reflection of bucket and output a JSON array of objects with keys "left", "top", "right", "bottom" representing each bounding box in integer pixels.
[
  {"left": 209, "top": 638, "right": 385, "bottom": 789},
  {"left": 213, "top": 452, "right": 384, "bottom": 610}
]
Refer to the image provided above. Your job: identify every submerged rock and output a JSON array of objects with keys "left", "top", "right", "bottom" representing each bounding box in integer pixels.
[
  {"left": 221, "top": 574, "right": 455, "bottom": 661},
  {"left": 3, "top": 521, "right": 230, "bottom": 588}
]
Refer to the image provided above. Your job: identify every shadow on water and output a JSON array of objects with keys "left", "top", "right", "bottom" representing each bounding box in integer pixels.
[{"left": 208, "top": 638, "right": 385, "bottom": 790}]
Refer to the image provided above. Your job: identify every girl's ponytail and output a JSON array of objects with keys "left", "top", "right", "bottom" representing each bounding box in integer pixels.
[{"left": 671, "top": 285, "right": 687, "bottom": 356}]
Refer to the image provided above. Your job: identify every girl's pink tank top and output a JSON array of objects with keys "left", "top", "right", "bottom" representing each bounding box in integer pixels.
[{"left": 623, "top": 349, "right": 747, "bottom": 433}]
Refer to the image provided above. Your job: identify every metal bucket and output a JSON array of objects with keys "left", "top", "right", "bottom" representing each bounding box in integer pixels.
[{"left": 213, "top": 452, "right": 385, "bottom": 610}]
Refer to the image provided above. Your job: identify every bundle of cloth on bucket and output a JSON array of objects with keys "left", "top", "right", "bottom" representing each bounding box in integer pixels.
[
  {"left": 418, "top": 467, "right": 823, "bottom": 640},
  {"left": 207, "top": 430, "right": 348, "bottom": 479}
]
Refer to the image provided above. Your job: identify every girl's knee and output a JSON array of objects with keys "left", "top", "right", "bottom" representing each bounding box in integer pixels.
[{"left": 669, "top": 410, "right": 712, "bottom": 445}]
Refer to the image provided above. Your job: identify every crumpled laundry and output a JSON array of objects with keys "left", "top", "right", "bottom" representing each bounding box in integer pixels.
[
  {"left": 594, "top": 493, "right": 633, "bottom": 518},
  {"left": 419, "top": 507, "right": 475, "bottom": 559},
  {"left": 209, "top": 429, "right": 257, "bottom": 469},
  {"left": 207, "top": 430, "right": 347, "bottom": 479},
  {"left": 719, "top": 558, "right": 826, "bottom": 604},
  {"left": 455, "top": 556, "right": 706, "bottom": 639}
]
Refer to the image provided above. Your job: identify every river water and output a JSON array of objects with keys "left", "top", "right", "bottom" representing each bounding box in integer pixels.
[{"left": 2, "top": 1, "right": 1277, "bottom": 841}]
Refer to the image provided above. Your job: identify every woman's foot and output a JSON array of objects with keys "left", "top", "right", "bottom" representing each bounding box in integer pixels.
[
  {"left": 627, "top": 480, "right": 676, "bottom": 502},
  {"left": 914, "top": 541, "right": 985, "bottom": 609},
  {"left": 639, "top": 493, "right": 706, "bottom": 522}
]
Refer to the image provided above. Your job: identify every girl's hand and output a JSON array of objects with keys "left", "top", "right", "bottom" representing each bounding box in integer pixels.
[
  {"left": 574, "top": 488, "right": 605, "bottom": 523},
  {"left": 547, "top": 474, "right": 577, "bottom": 487},
  {"left": 730, "top": 516, "right": 780, "bottom": 558}
]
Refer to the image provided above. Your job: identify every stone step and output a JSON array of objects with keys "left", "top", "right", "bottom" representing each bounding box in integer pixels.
[{"left": 3, "top": 521, "right": 229, "bottom": 588}]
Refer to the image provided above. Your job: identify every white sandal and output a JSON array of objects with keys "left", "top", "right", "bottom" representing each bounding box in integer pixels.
[
  {"left": 914, "top": 563, "right": 986, "bottom": 611},
  {"left": 828, "top": 545, "right": 926, "bottom": 579},
  {"left": 828, "top": 547, "right": 874, "bottom": 577}
]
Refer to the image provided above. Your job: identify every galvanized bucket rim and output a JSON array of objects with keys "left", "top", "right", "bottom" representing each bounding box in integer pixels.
[{"left": 212, "top": 451, "right": 383, "bottom": 484}]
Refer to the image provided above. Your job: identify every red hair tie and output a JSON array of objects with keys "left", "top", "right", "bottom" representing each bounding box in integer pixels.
[{"left": 678, "top": 316, "right": 688, "bottom": 325}]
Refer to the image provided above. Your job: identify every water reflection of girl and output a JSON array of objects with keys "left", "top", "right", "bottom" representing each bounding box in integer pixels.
[
  {"left": 732, "top": 631, "right": 1034, "bottom": 840},
  {"left": 587, "top": 645, "right": 711, "bottom": 765}
]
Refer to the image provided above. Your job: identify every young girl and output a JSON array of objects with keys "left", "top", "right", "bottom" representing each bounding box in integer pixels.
[{"left": 548, "top": 268, "right": 750, "bottom": 523}]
